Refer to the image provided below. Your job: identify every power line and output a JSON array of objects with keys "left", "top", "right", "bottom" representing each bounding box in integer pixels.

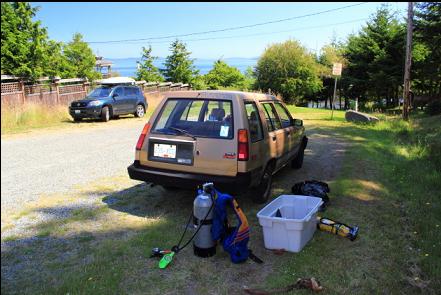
[
  {"left": 114, "top": 18, "right": 367, "bottom": 45},
  {"left": 87, "top": 2, "right": 368, "bottom": 44}
]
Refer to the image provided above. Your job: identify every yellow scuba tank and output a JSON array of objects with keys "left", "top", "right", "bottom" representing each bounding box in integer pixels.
[{"left": 317, "top": 217, "right": 359, "bottom": 241}]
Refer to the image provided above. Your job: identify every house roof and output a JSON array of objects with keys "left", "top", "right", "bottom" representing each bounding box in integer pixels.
[{"left": 95, "top": 57, "right": 113, "bottom": 67}]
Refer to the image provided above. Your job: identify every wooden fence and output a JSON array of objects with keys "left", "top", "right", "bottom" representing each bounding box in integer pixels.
[{"left": 1, "top": 77, "right": 191, "bottom": 107}]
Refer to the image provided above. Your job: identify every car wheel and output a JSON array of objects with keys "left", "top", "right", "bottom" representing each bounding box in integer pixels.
[
  {"left": 291, "top": 145, "right": 305, "bottom": 169},
  {"left": 135, "top": 104, "right": 145, "bottom": 118},
  {"left": 73, "top": 117, "right": 82, "bottom": 122},
  {"left": 250, "top": 164, "right": 273, "bottom": 204},
  {"left": 101, "top": 106, "right": 110, "bottom": 122}
]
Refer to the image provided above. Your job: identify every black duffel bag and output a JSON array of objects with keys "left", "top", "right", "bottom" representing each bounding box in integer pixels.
[{"left": 291, "top": 180, "right": 330, "bottom": 211}]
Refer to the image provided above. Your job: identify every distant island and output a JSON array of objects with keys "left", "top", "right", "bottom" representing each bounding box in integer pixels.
[{"left": 107, "top": 57, "right": 258, "bottom": 77}]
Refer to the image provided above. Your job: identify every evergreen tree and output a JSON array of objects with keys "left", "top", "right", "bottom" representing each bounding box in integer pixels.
[
  {"left": 1, "top": 2, "right": 49, "bottom": 80},
  {"left": 135, "top": 46, "right": 164, "bottom": 82},
  {"left": 162, "top": 39, "right": 199, "bottom": 84},
  {"left": 44, "top": 40, "right": 72, "bottom": 79},
  {"left": 63, "top": 33, "right": 100, "bottom": 80},
  {"left": 414, "top": 2, "right": 441, "bottom": 96},
  {"left": 343, "top": 5, "right": 405, "bottom": 108}
]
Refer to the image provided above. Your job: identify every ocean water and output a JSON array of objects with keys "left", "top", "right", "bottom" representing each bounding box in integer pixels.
[{"left": 108, "top": 57, "right": 258, "bottom": 78}]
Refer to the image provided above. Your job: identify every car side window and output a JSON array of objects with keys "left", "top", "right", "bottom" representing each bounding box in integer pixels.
[
  {"left": 113, "top": 87, "right": 124, "bottom": 98},
  {"left": 124, "top": 87, "right": 136, "bottom": 96},
  {"left": 273, "top": 102, "right": 293, "bottom": 128},
  {"left": 262, "top": 103, "right": 282, "bottom": 131},
  {"left": 244, "top": 102, "right": 263, "bottom": 142}
]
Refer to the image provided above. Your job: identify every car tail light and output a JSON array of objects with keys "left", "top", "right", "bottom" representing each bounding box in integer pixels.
[
  {"left": 136, "top": 123, "right": 151, "bottom": 150},
  {"left": 238, "top": 129, "right": 249, "bottom": 161}
]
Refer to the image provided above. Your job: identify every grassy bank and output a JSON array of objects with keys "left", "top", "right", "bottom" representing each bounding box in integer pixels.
[
  {"left": 1, "top": 103, "right": 72, "bottom": 134},
  {"left": 1, "top": 92, "right": 164, "bottom": 135},
  {"left": 264, "top": 112, "right": 441, "bottom": 294}
]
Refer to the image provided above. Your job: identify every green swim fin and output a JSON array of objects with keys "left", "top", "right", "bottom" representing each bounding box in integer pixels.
[{"left": 159, "top": 251, "right": 175, "bottom": 269}]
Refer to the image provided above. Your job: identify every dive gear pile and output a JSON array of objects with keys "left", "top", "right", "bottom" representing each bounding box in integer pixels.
[{"left": 151, "top": 183, "right": 261, "bottom": 268}]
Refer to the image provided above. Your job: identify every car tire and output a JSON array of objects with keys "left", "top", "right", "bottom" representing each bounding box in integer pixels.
[
  {"left": 101, "top": 106, "right": 110, "bottom": 122},
  {"left": 291, "top": 145, "right": 305, "bottom": 169},
  {"left": 250, "top": 164, "right": 273, "bottom": 204},
  {"left": 135, "top": 104, "right": 145, "bottom": 118},
  {"left": 162, "top": 185, "right": 180, "bottom": 191},
  {"left": 73, "top": 117, "right": 82, "bottom": 122}
]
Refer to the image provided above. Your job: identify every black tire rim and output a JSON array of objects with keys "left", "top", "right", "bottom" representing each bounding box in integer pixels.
[{"left": 136, "top": 105, "right": 144, "bottom": 117}]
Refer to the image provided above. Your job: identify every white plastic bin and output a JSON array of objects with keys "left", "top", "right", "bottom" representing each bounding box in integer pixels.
[{"left": 257, "top": 195, "right": 323, "bottom": 253}]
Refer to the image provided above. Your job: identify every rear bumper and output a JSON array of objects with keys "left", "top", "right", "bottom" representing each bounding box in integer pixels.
[{"left": 127, "top": 161, "right": 260, "bottom": 193}]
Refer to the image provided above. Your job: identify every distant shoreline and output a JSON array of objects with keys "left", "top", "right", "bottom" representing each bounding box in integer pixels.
[{"left": 108, "top": 57, "right": 258, "bottom": 77}]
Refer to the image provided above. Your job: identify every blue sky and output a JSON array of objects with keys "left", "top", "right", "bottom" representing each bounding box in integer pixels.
[{"left": 31, "top": 2, "right": 408, "bottom": 59}]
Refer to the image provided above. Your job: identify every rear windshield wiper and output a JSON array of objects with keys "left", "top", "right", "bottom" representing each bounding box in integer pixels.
[{"left": 168, "top": 127, "right": 197, "bottom": 140}]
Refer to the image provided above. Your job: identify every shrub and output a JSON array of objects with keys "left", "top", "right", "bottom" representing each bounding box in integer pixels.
[{"left": 425, "top": 99, "right": 441, "bottom": 116}]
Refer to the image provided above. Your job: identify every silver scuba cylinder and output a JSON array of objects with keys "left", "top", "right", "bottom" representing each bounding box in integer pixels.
[{"left": 193, "top": 183, "right": 216, "bottom": 257}]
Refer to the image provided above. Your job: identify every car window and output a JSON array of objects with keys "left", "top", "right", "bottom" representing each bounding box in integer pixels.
[
  {"left": 273, "top": 102, "right": 293, "bottom": 128},
  {"left": 152, "top": 99, "right": 233, "bottom": 139},
  {"left": 88, "top": 86, "right": 111, "bottom": 98},
  {"left": 180, "top": 100, "right": 204, "bottom": 122},
  {"left": 112, "top": 87, "right": 124, "bottom": 98},
  {"left": 244, "top": 102, "right": 263, "bottom": 142},
  {"left": 125, "top": 87, "right": 138, "bottom": 96},
  {"left": 262, "top": 103, "right": 282, "bottom": 131}
]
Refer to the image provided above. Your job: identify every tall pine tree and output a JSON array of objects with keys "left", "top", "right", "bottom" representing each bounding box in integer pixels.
[
  {"left": 135, "top": 46, "right": 164, "bottom": 82},
  {"left": 162, "top": 39, "right": 199, "bottom": 84}
]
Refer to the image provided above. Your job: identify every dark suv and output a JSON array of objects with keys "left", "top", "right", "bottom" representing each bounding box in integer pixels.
[{"left": 69, "top": 85, "right": 147, "bottom": 122}]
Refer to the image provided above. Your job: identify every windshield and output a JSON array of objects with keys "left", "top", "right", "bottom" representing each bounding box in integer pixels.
[
  {"left": 152, "top": 99, "right": 234, "bottom": 139},
  {"left": 87, "top": 86, "right": 112, "bottom": 98}
]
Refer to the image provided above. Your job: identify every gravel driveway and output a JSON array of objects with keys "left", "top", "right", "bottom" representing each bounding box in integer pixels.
[{"left": 1, "top": 119, "right": 146, "bottom": 217}]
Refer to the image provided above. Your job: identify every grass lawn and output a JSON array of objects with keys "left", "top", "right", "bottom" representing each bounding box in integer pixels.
[{"left": 1, "top": 107, "right": 440, "bottom": 294}]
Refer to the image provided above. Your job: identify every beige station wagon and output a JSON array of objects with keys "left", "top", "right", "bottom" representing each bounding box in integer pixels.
[{"left": 127, "top": 90, "right": 307, "bottom": 203}]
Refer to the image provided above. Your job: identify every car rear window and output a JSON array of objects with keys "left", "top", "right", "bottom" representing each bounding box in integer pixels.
[{"left": 152, "top": 98, "right": 234, "bottom": 139}]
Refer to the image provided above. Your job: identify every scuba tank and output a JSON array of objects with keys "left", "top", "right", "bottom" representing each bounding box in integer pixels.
[{"left": 193, "top": 183, "right": 216, "bottom": 257}]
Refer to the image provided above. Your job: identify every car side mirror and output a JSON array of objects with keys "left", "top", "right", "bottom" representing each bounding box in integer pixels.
[
  {"left": 293, "top": 119, "right": 303, "bottom": 127},
  {"left": 112, "top": 93, "right": 119, "bottom": 99}
]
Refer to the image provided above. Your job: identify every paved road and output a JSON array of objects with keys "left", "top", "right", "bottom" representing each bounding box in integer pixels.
[{"left": 1, "top": 119, "right": 146, "bottom": 215}]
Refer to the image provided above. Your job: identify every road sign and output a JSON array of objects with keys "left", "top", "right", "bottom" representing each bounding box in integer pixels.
[{"left": 332, "top": 63, "right": 342, "bottom": 76}]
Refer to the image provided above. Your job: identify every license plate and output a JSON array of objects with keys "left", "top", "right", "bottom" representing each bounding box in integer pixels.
[
  {"left": 153, "top": 144, "right": 176, "bottom": 158},
  {"left": 75, "top": 110, "right": 81, "bottom": 114}
]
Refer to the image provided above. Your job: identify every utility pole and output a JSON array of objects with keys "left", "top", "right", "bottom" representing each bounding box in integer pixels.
[{"left": 403, "top": 2, "right": 413, "bottom": 121}]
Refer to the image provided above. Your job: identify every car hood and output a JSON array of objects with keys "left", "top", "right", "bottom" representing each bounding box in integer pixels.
[{"left": 71, "top": 98, "right": 106, "bottom": 106}]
